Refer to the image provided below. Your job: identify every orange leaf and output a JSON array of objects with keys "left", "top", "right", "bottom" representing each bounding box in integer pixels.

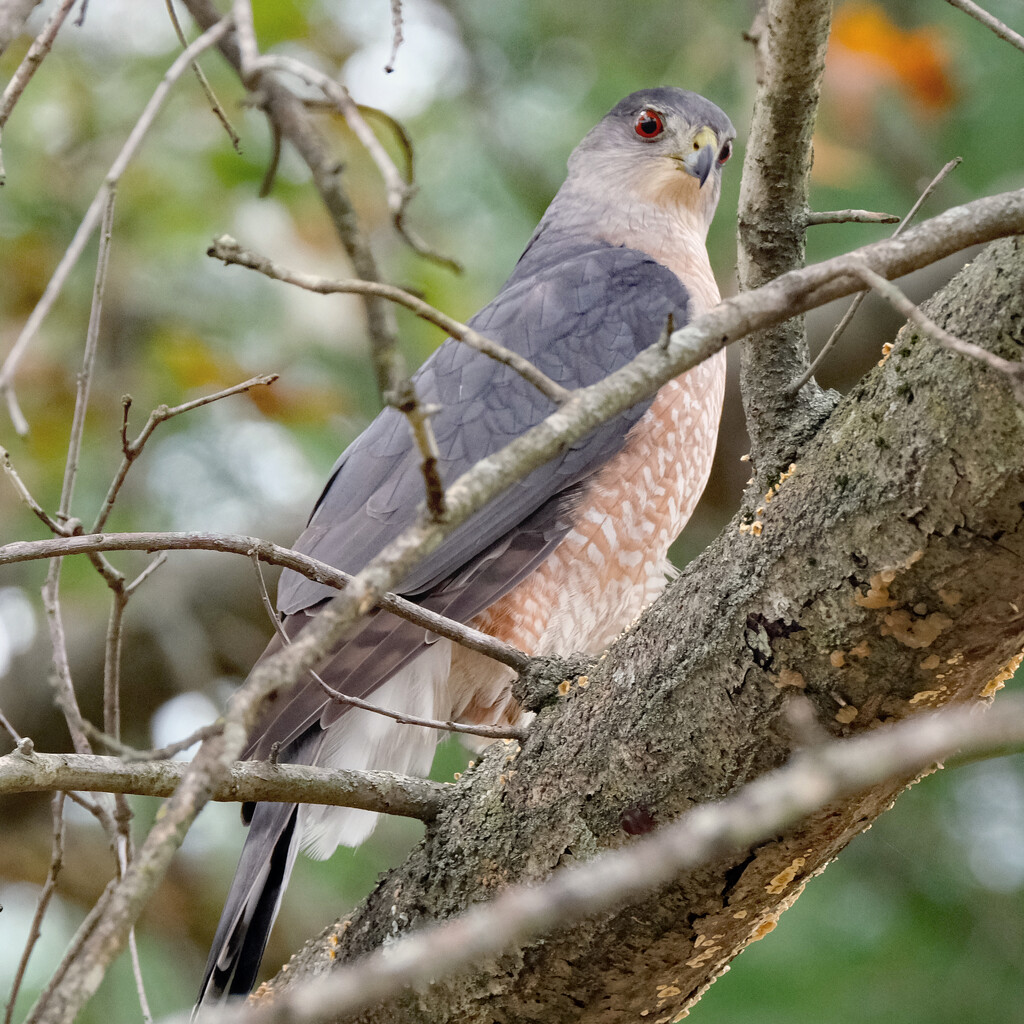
[{"left": 831, "top": 2, "right": 955, "bottom": 111}]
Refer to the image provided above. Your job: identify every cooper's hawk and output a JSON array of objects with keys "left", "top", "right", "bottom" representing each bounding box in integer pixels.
[{"left": 198, "top": 87, "right": 735, "bottom": 1004}]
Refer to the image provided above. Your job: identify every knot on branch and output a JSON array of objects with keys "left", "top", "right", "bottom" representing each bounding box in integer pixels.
[{"left": 512, "top": 653, "right": 593, "bottom": 713}]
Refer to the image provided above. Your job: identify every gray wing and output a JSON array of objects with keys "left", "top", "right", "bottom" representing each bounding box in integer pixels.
[
  {"left": 251, "top": 240, "right": 692, "bottom": 755},
  {"left": 281, "top": 237, "right": 690, "bottom": 607}
]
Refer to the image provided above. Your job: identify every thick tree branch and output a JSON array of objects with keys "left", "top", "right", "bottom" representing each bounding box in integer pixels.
[
  {"left": 0, "top": 747, "right": 446, "bottom": 821},
  {"left": 199, "top": 697, "right": 1024, "bottom": 1024},
  {"left": 737, "top": 0, "right": 835, "bottom": 487}
]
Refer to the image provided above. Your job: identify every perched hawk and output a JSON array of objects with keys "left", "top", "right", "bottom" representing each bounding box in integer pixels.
[{"left": 199, "top": 86, "right": 735, "bottom": 1005}]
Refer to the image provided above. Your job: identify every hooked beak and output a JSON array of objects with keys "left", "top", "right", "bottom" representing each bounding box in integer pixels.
[{"left": 682, "top": 143, "right": 716, "bottom": 188}]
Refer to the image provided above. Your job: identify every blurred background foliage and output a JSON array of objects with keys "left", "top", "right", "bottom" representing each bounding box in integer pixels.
[{"left": 0, "top": 0, "right": 1022, "bottom": 1020}]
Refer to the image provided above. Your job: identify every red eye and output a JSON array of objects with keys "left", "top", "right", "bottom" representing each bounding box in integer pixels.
[
  {"left": 718, "top": 140, "right": 733, "bottom": 163},
  {"left": 634, "top": 109, "right": 664, "bottom": 140}
]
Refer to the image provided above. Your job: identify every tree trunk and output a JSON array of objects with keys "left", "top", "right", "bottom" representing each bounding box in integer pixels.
[{"left": 264, "top": 236, "right": 1024, "bottom": 1022}]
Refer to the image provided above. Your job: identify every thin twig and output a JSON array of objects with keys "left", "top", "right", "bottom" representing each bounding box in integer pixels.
[
  {"left": 844, "top": 261, "right": 1024, "bottom": 402},
  {"left": 0, "top": 446, "right": 67, "bottom": 534},
  {"left": 0, "top": 0, "right": 78, "bottom": 141},
  {"left": 40, "top": 191, "right": 118, "bottom": 761},
  {"left": 60, "top": 190, "right": 116, "bottom": 522},
  {"left": 385, "top": 0, "right": 404, "bottom": 72},
  {"left": 93, "top": 373, "right": 278, "bottom": 532},
  {"left": 250, "top": 53, "right": 459, "bottom": 271},
  {"left": 230, "top": 0, "right": 259, "bottom": 84},
  {"left": 82, "top": 718, "right": 226, "bottom": 762},
  {"left": 127, "top": 929, "right": 152, "bottom": 1024},
  {"left": 0, "top": 749, "right": 448, "bottom": 820},
  {"left": 208, "top": 236, "right": 569, "bottom": 405},
  {"left": 805, "top": 208, "right": 900, "bottom": 226},
  {"left": 250, "top": 549, "right": 285, "bottom": 638},
  {"left": 249, "top": 552, "right": 526, "bottom": 743},
  {"left": 102, "top": 587, "right": 128, "bottom": 743},
  {"left": 312, "top": 673, "right": 528, "bottom": 743},
  {"left": 791, "top": 157, "right": 964, "bottom": 394},
  {"left": 0, "top": 16, "right": 234, "bottom": 435},
  {"left": 389, "top": 380, "right": 446, "bottom": 520},
  {"left": 942, "top": 0, "right": 1024, "bottom": 54},
  {"left": 3, "top": 793, "right": 66, "bottom": 1024},
  {"left": 124, "top": 552, "right": 168, "bottom": 597},
  {"left": 41, "top": 559, "right": 92, "bottom": 755},
  {"left": 163, "top": 0, "right": 240, "bottom": 150},
  {"left": 64, "top": 789, "right": 118, "bottom": 836},
  {"left": 0, "top": 707, "right": 22, "bottom": 743},
  {"left": 0, "top": 530, "right": 532, "bottom": 673}
]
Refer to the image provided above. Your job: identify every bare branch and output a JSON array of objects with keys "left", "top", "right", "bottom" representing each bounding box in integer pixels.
[
  {"left": 59, "top": 190, "right": 116, "bottom": 521},
  {"left": 0, "top": 530, "right": 531, "bottom": 674},
  {"left": 943, "top": 0, "right": 1024, "bottom": 54},
  {"left": 791, "top": 156, "right": 964, "bottom": 394},
  {"left": 163, "top": 0, "right": 240, "bottom": 150},
  {"left": 389, "top": 380, "right": 447, "bottom": 520},
  {"left": 804, "top": 208, "right": 900, "bottom": 226},
  {"left": 252, "top": 53, "right": 458, "bottom": 270},
  {"left": 0, "top": 445, "right": 67, "bottom": 534},
  {"left": 312, "top": 672, "right": 528, "bottom": 743},
  {"left": 198, "top": 699, "right": 1024, "bottom": 1024},
  {"left": 0, "top": 749, "right": 447, "bottom": 820},
  {"left": 845, "top": 261, "right": 1024, "bottom": 402},
  {"left": 93, "top": 373, "right": 278, "bottom": 532},
  {"left": 0, "top": 15, "right": 234, "bottom": 435},
  {"left": 4, "top": 793, "right": 66, "bottom": 1024},
  {"left": 0, "top": 0, "right": 78, "bottom": 143},
  {"left": 385, "top": 0, "right": 404, "bottom": 72},
  {"left": 208, "top": 235, "right": 570, "bottom": 405},
  {"left": 40, "top": 558, "right": 92, "bottom": 756},
  {"left": 102, "top": 589, "right": 128, "bottom": 768},
  {"left": 737, "top": 0, "right": 835, "bottom": 485}
]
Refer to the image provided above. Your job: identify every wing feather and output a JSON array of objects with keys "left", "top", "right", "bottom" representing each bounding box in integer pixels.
[{"left": 251, "top": 240, "right": 692, "bottom": 764}]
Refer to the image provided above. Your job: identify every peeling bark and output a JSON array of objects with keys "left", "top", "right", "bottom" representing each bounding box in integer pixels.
[{"left": 263, "top": 238, "right": 1024, "bottom": 1022}]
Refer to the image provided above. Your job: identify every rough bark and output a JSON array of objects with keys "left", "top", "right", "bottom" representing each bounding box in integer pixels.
[
  {"left": 737, "top": 0, "right": 838, "bottom": 488},
  {"left": 261, "top": 236, "right": 1024, "bottom": 1022}
]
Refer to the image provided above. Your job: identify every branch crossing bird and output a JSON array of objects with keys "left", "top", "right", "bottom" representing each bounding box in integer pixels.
[{"left": 197, "top": 87, "right": 735, "bottom": 1007}]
